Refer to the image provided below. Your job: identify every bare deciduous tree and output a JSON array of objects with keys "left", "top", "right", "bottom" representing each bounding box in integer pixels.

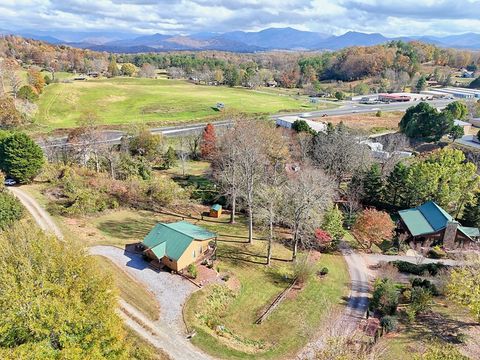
[
  {"left": 138, "top": 63, "right": 157, "bottom": 78},
  {"left": 212, "top": 131, "right": 241, "bottom": 223},
  {"left": 311, "top": 126, "right": 372, "bottom": 184},
  {"left": 282, "top": 168, "right": 334, "bottom": 260}
]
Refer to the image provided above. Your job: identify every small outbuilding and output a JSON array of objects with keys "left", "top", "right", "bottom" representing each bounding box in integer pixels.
[
  {"left": 454, "top": 119, "right": 472, "bottom": 134},
  {"left": 141, "top": 221, "right": 216, "bottom": 271},
  {"left": 210, "top": 204, "right": 222, "bottom": 218}
]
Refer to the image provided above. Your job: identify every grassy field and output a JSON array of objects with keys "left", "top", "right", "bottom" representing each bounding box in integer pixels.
[
  {"left": 94, "top": 255, "right": 160, "bottom": 321},
  {"left": 34, "top": 77, "right": 335, "bottom": 130}
]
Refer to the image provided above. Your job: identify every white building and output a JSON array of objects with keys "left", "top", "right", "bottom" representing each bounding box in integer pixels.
[{"left": 275, "top": 116, "right": 327, "bottom": 133}]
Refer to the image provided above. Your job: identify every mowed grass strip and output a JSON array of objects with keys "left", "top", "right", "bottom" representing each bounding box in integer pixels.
[
  {"left": 94, "top": 255, "right": 160, "bottom": 321},
  {"left": 35, "top": 77, "right": 332, "bottom": 129}
]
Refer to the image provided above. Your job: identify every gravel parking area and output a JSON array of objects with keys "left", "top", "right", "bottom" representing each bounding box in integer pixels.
[{"left": 90, "top": 245, "right": 196, "bottom": 334}]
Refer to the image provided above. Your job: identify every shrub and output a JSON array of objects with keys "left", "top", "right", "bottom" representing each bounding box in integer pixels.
[
  {"left": 411, "top": 278, "right": 439, "bottom": 296},
  {"left": 409, "top": 287, "right": 433, "bottom": 320},
  {"left": 391, "top": 261, "right": 446, "bottom": 276},
  {"left": 414, "top": 343, "right": 470, "bottom": 360},
  {"left": 376, "top": 110, "right": 382, "bottom": 117},
  {"left": 0, "top": 190, "right": 24, "bottom": 230},
  {"left": 17, "top": 85, "right": 39, "bottom": 102},
  {"left": 380, "top": 315, "right": 398, "bottom": 333},
  {"left": 370, "top": 278, "right": 400, "bottom": 316},
  {"left": 187, "top": 264, "right": 198, "bottom": 279},
  {"left": 384, "top": 247, "right": 399, "bottom": 255},
  {"left": 319, "top": 267, "right": 329, "bottom": 276},
  {"left": 293, "top": 256, "right": 315, "bottom": 285},
  {"left": 427, "top": 246, "right": 446, "bottom": 259}
]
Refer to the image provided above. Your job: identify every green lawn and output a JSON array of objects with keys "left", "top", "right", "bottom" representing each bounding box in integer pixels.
[
  {"left": 34, "top": 77, "right": 335, "bottom": 130},
  {"left": 380, "top": 299, "right": 477, "bottom": 359},
  {"left": 185, "top": 249, "right": 349, "bottom": 359}
]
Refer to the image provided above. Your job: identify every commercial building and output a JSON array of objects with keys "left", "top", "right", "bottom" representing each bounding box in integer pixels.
[{"left": 434, "top": 88, "right": 476, "bottom": 99}]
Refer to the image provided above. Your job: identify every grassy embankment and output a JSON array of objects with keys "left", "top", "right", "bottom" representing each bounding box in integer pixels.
[{"left": 34, "top": 77, "right": 336, "bottom": 131}]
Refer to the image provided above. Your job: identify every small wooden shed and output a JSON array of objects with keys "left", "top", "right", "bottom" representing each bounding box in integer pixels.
[{"left": 210, "top": 204, "right": 222, "bottom": 218}]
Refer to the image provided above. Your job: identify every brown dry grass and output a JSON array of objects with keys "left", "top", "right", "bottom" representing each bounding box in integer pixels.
[{"left": 314, "top": 111, "right": 403, "bottom": 133}]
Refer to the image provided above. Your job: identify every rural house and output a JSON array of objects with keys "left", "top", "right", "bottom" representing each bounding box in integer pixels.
[
  {"left": 141, "top": 221, "right": 216, "bottom": 271},
  {"left": 397, "top": 201, "right": 479, "bottom": 248}
]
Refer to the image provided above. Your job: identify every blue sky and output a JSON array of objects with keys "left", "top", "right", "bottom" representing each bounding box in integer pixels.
[{"left": 1, "top": 0, "right": 480, "bottom": 36}]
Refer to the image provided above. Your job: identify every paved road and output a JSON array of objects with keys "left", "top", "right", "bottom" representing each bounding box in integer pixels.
[
  {"left": 39, "top": 120, "right": 233, "bottom": 149},
  {"left": 271, "top": 98, "right": 453, "bottom": 120},
  {"left": 8, "top": 186, "right": 64, "bottom": 240},
  {"left": 38, "top": 99, "right": 455, "bottom": 149}
]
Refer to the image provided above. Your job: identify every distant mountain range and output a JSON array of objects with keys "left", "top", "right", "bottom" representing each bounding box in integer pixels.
[{"left": 3, "top": 27, "right": 480, "bottom": 53}]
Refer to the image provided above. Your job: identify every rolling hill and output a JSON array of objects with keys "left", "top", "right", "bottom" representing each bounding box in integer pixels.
[{"left": 5, "top": 27, "right": 480, "bottom": 53}]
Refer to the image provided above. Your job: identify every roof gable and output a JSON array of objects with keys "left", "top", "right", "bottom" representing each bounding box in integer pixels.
[
  {"left": 399, "top": 201, "right": 453, "bottom": 237},
  {"left": 418, "top": 201, "right": 453, "bottom": 232},
  {"left": 142, "top": 221, "right": 216, "bottom": 261}
]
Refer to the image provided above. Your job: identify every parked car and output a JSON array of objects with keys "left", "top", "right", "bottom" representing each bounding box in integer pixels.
[{"left": 4, "top": 178, "right": 16, "bottom": 186}]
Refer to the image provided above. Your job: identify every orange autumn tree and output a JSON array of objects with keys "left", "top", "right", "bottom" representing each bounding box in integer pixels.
[
  {"left": 352, "top": 208, "right": 395, "bottom": 250},
  {"left": 200, "top": 123, "right": 217, "bottom": 158}
]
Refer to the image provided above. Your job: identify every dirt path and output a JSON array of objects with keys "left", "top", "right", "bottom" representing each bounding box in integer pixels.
[
  {"left": 11, "top": 186, "right": 208, "bottom": 360},
  {"left": 8, "top": 186, "right": 64, "bottom": 240},
  {"left": 298, "top": 242, "right": 370, "bottom": 359},
  {"left": 118, "top": 299, "right": 211, "bottom": 360}
]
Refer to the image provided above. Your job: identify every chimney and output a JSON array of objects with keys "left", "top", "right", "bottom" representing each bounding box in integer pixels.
[{"left": 443, "top": 221, "right": 458, "bottom": 249}]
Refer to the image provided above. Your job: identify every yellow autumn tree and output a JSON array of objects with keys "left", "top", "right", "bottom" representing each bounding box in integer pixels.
[{"left": 0, "top": 225, "right": 129, "bottom": 359}]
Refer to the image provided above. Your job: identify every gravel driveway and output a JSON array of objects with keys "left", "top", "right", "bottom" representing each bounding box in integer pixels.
[{"left": 90, "top": 245, "right": 197, "bottom": 334}]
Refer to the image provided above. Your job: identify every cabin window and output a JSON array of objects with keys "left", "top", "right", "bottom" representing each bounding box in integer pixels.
[
  {"left": 199, "top": 245, "right": 202, "bottom": 253},
  {"left": 193, "top": 250, "right": 196, "bottom": 258}
]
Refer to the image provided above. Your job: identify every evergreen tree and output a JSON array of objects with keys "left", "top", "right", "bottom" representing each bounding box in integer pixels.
[
  {"left": 461, "top": 193, "right": 480, "bottom": 227},
  {"left": 0, "top": 132, "right": 44, "bottom": 183},
  {"left": 416, "top": 75, "right": 427, "bottom": 92},
  {"left": 322, "top": 205, "right": 345, "bottom": 243},
  {"left": 384, "top": 162, "right": 410, "bottom": 208},
  {"left": 363, "top": 163, "right": 384, "bottom": 206},
  {"left": 292, "top": 119, "right": 315, "bottom": 135},
  {"left": 444, "top": 101, "right": 468, "bottom": 120},
  {"left": 163, "top": 146, "right": 177, "bottom": 169},
  {"left": 326, "top": 122, "right": 335, "bottom": 134},
  {"left": 449, "top": 125, "right": 464, "bottom": 142}
]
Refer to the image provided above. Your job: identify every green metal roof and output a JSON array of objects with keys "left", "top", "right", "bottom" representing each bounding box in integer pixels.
[
  {"left": 142, "top": 221, "right": 216, "bottom": 261},
  {"left": 211, "top": 204, "right": 222, "bottom": 211},
  {"left": 398, "top": 201, "right": 454, "bottom": 237},
  {"left": 459, "top": 226, "right": 480, "bottom": 238},
  {"left": 150, "top": 242, "right": 166, "bottom": 259}
]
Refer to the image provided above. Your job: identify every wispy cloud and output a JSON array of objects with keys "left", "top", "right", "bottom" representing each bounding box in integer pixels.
[{"left": 1, "top": 0, "right": 479, "bottom": 36}]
